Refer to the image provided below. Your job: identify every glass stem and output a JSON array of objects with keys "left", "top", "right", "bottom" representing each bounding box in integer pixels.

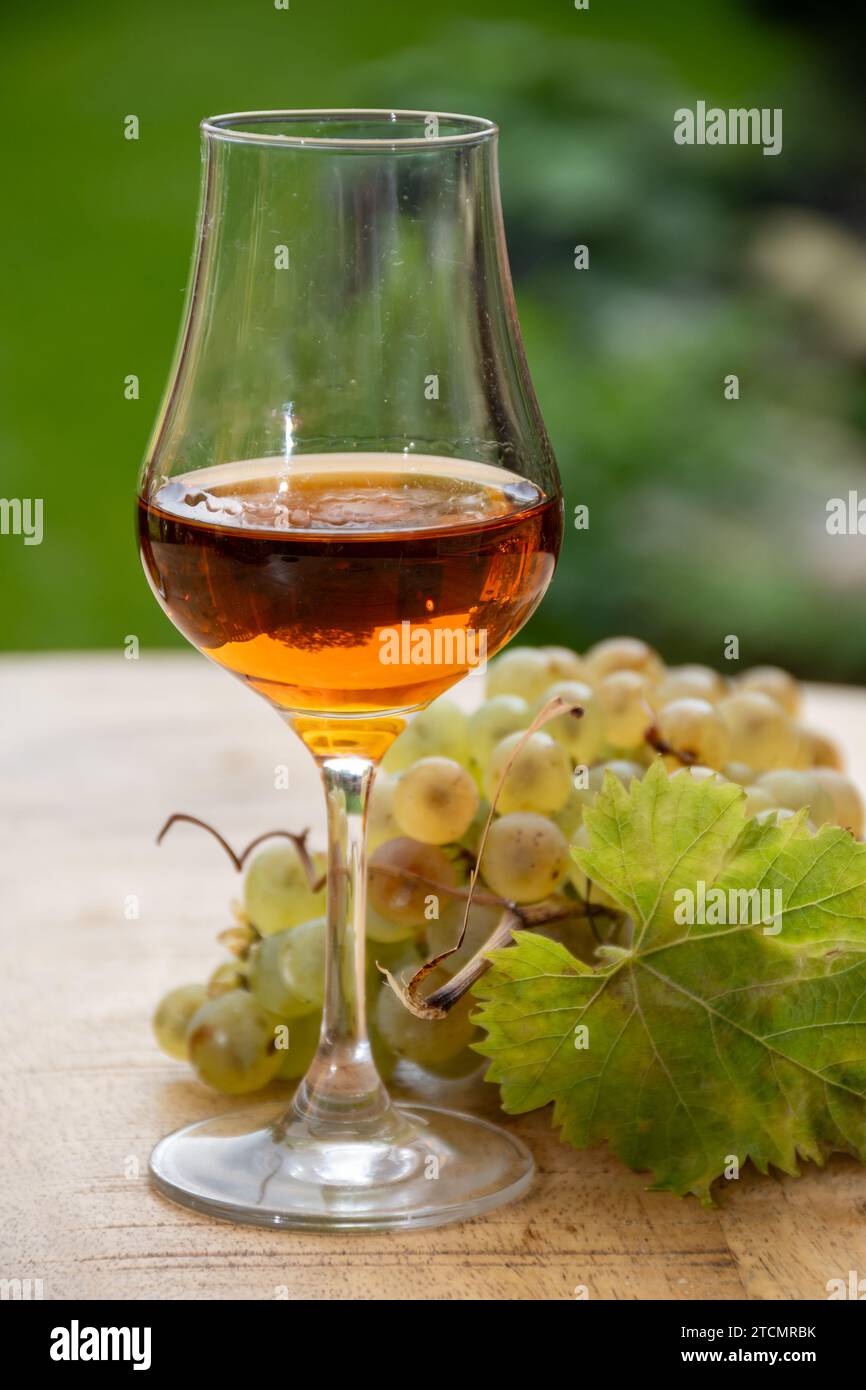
[{"left": 292, "top": 755, "right": 390, "bottom": 1133}]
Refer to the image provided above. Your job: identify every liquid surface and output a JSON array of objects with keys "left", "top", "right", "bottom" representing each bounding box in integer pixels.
[
  {"left": 154, "top": 455, "right": 543, "bottom": 535},
  {"left": 139, "top": 454, "right": 561, "bottom": 718}
]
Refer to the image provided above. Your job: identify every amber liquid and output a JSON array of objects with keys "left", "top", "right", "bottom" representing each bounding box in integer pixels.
[{"left": 138, "top": 454, "right": 561, "bottom": 731}]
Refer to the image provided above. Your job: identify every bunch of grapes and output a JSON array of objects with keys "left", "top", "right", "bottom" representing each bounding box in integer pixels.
[
  {"left": 153, "top": 637, "right": 864, "bottom": 1095},
  {"left": 152, "top": 830, "right": 483, "bottom": 1093}
]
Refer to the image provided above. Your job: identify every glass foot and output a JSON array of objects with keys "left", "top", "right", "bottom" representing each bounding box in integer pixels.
[{"left": 150, "top": 1102, "right": 534, "bottom": 1231}]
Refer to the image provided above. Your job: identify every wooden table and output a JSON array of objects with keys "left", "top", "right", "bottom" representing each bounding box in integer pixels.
[{"left": 2, "top": 654, "right": 865, "bottom": 1301}]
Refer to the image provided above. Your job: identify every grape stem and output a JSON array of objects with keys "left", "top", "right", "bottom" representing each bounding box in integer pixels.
[
  {"left": 378, "top": 896, "right": 590, "bottom": 1019},
  {"left": 644, "top": 726, "right": 697, "bottom": 765},
  {"left": 156, "top": 813, "right": 326, "bottom": 891}
]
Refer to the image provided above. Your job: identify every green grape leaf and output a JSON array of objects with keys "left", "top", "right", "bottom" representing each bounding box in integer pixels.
[{"left": 472, "top": 762, "right": 866, "bottom": 1200}]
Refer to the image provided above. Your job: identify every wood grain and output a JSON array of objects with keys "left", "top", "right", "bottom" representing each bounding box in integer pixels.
[{"left": 1, "top": 654, "right": 864, "bottom": 1301}]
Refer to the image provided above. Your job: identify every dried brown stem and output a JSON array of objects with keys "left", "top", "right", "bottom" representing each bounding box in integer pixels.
[
  {"left": 644, "top": 726, "right": 697, "bottom": 765},
  {"left": 156, "top": 813, "right": 244, "bottom": 870},
  {"left": 379, "top": 895, "right": 584, "bottom": 1019},
  {"left": 237, "top": 829, "right": 325, "bottom": 891},
  {"left": 155, "top": 814, "right": 326, "bottom": 892}
]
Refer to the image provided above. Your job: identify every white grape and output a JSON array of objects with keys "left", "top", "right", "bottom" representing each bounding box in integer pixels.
[
  {"left": 535, "top": 680, "right": 603, "bottom": 760},
  {"left": 655, "top": 698, "right": 732, "bottom": 769},
  {"left": 808, "top": 769, "right": 863, "bottom": 836},
  {"left": 248, "top": 933, "right": 300, "bottom": 1017},
  {"left": 243, "top": 842, "right": 326, "bottom": 937},
  {"left": 597, "top": 670, "right": 652, "bottom": 748},
  {"left": 486, "top": 647, "right": 555, "bottom": 704},
  {"left": 717, "top": 691, "right": 797, "bottom": 771},
  {"left": 281, "top": 917, "right": 328, "bottom": 1010},
  {"left": 248, "top": 921, "right": 326, "bottom": 1019},
  {"left": 735, "top": 665, "right": 801, "bottom": 717},
  {"left": 722, "top": 761, "right": 755, "bottom": 785},
  {"left": 483, "top": 730, "right": 572, "bottom": 814},
  {"left": 590, "top": 759, "right": 645, "bottom": 788},
  {"left": 368, "top": 836, "right": 458, "bottom": 927},
  {"left": 188, "top": 990, "right": 283, "bottom": 1094},
  {"left": 383, "top": 698, "right": 469, "bottom": 772},
  {"left": 670, "top": 764, "right": 726, "bottom": 783},
  {"left": 652, "top": 665, "right": 727, "bottom": 708},
  {"left": 754, "top": 770, "right": 834, "bottom": 825},
  {"left": 207, "top": 960, "right": 247, "bottom": 998},
  {"left": 275, "top": 1008, "right": 322, "bottom": 1080},
  {"left": 393, "top": 756, "right": 479, "bottom": 845},
  {"left": 480, "top": 812, "right": 570, "bottom": 902},
  {"left": 553, "top": 784, "right": 591, "bottom": 837},
  {"left": 375, "top": 968, "right": 478, "bottom": 1067},
  {"left": 584, "top": 635, "right": 664, "bottom": 683},
  {"left": 421, "top": 1045, "right": 484, "bottom": 1079},
  {"left": 538, "top": 645, "right": 586, "bottom": 683},
  {"left": 742, "top": 785, "right": 777, "bottom": 817},
  {"left": 456, "top": 797, "right": 490, "bottom": 856},
  {"left": 153, "top": 983, "right": 208, "bottom": 1061},
  {"left": 794, "top": 726, "right": 843, "bottom": 771},
  {"left": 368, "top": 770, "right": 400, "bottom": 850},
  {"left": 467, "top": 695, "right": 529, "bottom": 768},
  {"left": 786, "top": 730, "right": 812, "bottom": 770},
  {"left": 365, "top": 904, "right": 420, "bottom": 944}
]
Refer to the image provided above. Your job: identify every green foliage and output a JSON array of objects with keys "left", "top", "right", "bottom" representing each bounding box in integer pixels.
[
  {"left": 473, "top": 763, "right": 866, "bottom": 1200},
  {"left": 365, "top": 19, "right": 866, "bottom": 677},
  {"left": 2, "top": 3, "right": 865, "bottom": 676}
]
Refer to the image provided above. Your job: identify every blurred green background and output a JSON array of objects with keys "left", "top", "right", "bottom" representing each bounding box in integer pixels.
[{"left": 2, "top": 0, "right": 865, "bottom": 676}]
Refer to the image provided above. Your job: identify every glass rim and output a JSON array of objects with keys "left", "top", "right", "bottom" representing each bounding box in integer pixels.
[{"left": 201, "top": 108, "right": 498, "bottom": 150}]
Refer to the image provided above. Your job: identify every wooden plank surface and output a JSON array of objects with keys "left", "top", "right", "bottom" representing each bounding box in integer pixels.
[{"left": 2, "top": 653, "right": 865, "bottom": 1301}]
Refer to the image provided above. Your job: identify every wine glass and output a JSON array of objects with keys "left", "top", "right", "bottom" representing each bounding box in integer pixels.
[{"left": 138, "top": 110, "right": 562, "bottom": 1230}]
